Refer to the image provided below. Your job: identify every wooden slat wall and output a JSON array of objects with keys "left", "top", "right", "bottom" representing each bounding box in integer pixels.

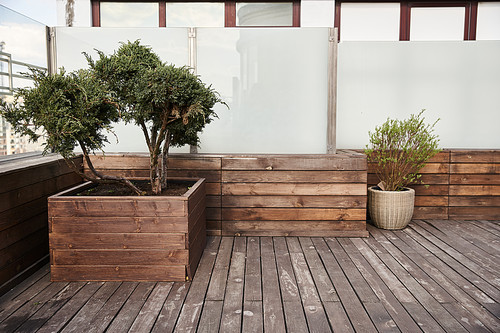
[
  {"left": 221, "top": 152, "right": 368, "bottom": 237},
  {"left": 367, "top": 150, "right": 500, "bottom": 220},
  {"left": 86, "top": 153, "right": 369, "bottom": 237},
  {"left": 0, "top": 155, "right": 83, "bottom": 295},
  {"left": 449, "top": 150, "right": 500, "bottom": 220}
]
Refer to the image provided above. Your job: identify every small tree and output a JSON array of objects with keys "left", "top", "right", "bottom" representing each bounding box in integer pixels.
[
  {"left": 87, "top": 41, "right": 224, "bottom": 194},
  {"left": 0, "top": 68, "right": 142, "bottom": 194},
  {"left": 365, "top": 110, "right": 440, "bottom": 191}
]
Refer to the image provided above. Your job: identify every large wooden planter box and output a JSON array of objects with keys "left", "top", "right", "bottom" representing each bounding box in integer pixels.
[{"left": 47, "top": 178, "right": 206, "bottom": 282}]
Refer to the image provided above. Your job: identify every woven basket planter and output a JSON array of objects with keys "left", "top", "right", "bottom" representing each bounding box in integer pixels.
[{"left": 367, "top": 186, "right": 415, "bottom": 230}]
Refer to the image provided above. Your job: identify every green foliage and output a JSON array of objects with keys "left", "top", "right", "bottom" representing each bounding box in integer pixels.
[
  {"left": 0, "top": 68, "right": 118, "bottom": 159},
  {"left": 87, "top": 40, "right": 225, "bottom": 194},
  {"left": 365, "top": 110, "right": 440, "bottom": 191}
]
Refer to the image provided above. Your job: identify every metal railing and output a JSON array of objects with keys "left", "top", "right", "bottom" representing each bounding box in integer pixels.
[{"left": 0, "top": 50, "right": 47, "bottom": 96}]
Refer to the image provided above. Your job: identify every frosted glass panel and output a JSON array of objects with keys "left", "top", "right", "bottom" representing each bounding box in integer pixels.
[
  {"left": 410, "top": 7, "right": 465, "bottom": 41},
  {"left": 101, "top": 2, "right": 159, "bottom": 27},
  {"left": 340, "top": 3, "right": 400, "bottom": 41},
  {"left": 55, "top": 27, "right": 190, "bottom": 153},
  {"left": 236, "top": 3, "right": 293, "bottom": 26},
  {"left": 477, "top": 2, "right": 500, "bottom": 40},
  {"left": 196, "top": 28, "right": 329, "bottom": 153},
  {"left": 167, "top": 3, "right": 224, "bottom": 27},
  {"left": 337, "top": 41, "right": 500, "bottom": 149}
]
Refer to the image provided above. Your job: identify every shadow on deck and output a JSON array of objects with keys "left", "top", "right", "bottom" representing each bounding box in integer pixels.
[{"left": 0, "top": 220, "right": 499, "bottom": 332}]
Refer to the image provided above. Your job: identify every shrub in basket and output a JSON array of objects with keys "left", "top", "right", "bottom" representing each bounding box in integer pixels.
[{"left": 365, "top": 110, "right": 440, "bottom": 229}]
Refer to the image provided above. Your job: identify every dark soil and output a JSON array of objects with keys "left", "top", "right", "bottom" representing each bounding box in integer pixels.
[{"left": 77, "top": 180, "right": 193, "bottom": 197}]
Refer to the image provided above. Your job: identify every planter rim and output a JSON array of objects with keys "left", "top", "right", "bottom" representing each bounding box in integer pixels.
[
  {"left": 48, "top": 177, "right": 205, "bottom": 200},
  {"left": 368, "top": 186, "right": 415, "bottom": 194}
]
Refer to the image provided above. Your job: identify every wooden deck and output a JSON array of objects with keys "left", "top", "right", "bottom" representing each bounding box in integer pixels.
[{"left": 0, "top": 220, "right": 499, "bottom": 332}]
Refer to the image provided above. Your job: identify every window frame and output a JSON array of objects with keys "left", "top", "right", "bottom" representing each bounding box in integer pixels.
[
  {"left": 91, "top": 0, "right": 301, "bottom": 28},
  {"left": 334, "top": 1, "right": 479, "bottom": 41}
]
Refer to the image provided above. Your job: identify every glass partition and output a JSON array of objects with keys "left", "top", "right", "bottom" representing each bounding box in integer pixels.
[
  {"left": 55, "top": 27, "right": 190, "bottom": 153},
  {"left": 54, "top": 27, "right": 330, "bottom": 154},
  {"left": 337, "top": 41, "right": 500, "bottom": 149},
  {"left": 197, "top": 28, "right": 329, "bottom": 153}
]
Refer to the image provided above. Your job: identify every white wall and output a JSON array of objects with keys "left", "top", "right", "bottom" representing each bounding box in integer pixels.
[
  {"left": 337, "top": 41, "right": 500, "bottom": 149},
  {"left": 301, "top": 0, "right": 334, "bottom": 27}
]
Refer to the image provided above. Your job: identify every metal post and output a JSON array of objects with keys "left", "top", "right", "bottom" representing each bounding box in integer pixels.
[
  {"left": 327, "top": 27, "right": 338, "bottom": 154},
  {"left": 46, "top": 27, "right": 57, "bottom": 75},
  {"left": 188, "top": 27, "right": 198, "bottom": 154}
]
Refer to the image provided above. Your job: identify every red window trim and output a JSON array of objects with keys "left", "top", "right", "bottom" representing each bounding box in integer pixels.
[
  {"left": 334, "top": 1, "right": 478, "bottom": 41},
  {"left": 91, "top": 0, "right": 301, "bottom": 28}
]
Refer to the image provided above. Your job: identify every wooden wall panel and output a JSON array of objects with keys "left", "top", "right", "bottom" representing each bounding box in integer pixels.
[
  {"left": 221, "top": 152, "right": 368, "bottom": 237},
  {"left": 0, "top": 155, "right": 83, "bottom": 296},
  {"left": 449, "top": 150, "right": 500, "bottom": 220}
]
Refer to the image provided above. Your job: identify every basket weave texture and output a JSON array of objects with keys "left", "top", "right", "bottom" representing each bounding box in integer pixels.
[{"left": 368, "top": 186, "right": 415, "bottom": 230}]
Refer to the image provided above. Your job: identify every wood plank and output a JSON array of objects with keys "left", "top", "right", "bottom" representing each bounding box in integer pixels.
[
  {"left": 449, "top": 185, "right": 500, "bottom": 196},
  {"left": 414, "top": 195, "right": 449, "bottom": 206},
  {"left": 451, "top": 150, "right": 500, "bottom": 163},
  {"left": 220, "top": 237, "right": 246, "bottom": 333},
  {"left": 287, "top": 238, "right": 332, "bottom": 332},
  {"left": 222, "top": 208, "right": 366, "bottom": 221},
  {"left": 368, "top": 173, "right": 449, "bottom": 185},
  {"left": 260, "top": 237, "right": 286, "bottom": 333},
  {"left": 35, "top": 282, "right": 104, "bottom": 333},
  {"left": 14, "top": 282, "right": 87, "bottom": 333},
  {"left": 0, "top": 244, "right": 49, "bottom": 288},
  {"left": 451, "top": 163, "right": 500, "bottom": 174},
  {"left": 49, "top": 199, "right": 186, "bottom": 218},
  {"left": 222, "top": 156, "right": 366, "bottom": 171},
  {"left": 86, "top": 282, "right": 139, "bottom": 333},
  {"left": 244, "top": 237, "right": 262, "bottom": 302},
  {"left": 49, "top": 233, "right": 186, "bottom": 250},
  {"left": 197, "top": 300, "right": 223, "bottom": 333},
  {"left": 311, "top": 238, "right": 377, "bottom": 332},
  {"left": 105, "top": 282, "right": 156, "bottom": 333},
  {"left": 173, "top": 236, "right": 221, "bottom": 333},
  {"left": 205, "top": 237, "right": 233, "bottom": 301},
  {"left": 394, "top": 227, "right": 500, "bottom": 332},
  {"left": 0, "top": 228, "right": 48, "bottom": 268},
  {"left": 151, "top": 282, "right": 190, "bottom": 333},
  {"left": 222, "top": 195, "right": 366, "bottom": 208},
  {"left": 449, "top": 196, "right": 500, "bottom": 207},
  {"left": 0, "top": 197, "right": 47, "bottom": 233},
  {"left": 412, "top": 206, "right": 448, "bottom": 220},
  {"left": 50, "top": 265, "right": 186, "bottom": 281},
  {"left": 88, "top": 155, "right": 221, "bottom": 170},
  {"left": 298, "top": 238, "right": 340, "bottom": 302},
  {"left": 60, "top": 282, "right": 122, "bottom": 333},
  {"left": 0, "top": 213, "right": 47, "bottom": 251},
  {"left": 222, "top": 220, "right": 368, "bottom": 237},
  {"left": 450, "top": 207, "right": 500, "bottom": 222},
  {"left": 50, "top": 217, "right": 189, "bottom": 234},
  {"left": 0, "top": 157, "right": 80, "bottom": 194},
  {"left": 128, "top": 282, "right": 173, "bottom": 332},
  {"left": 0, "top": 172, "right": 82, "bottom": 213},
  {"left": 52, "top": 249, "right": 188, "bottom": 266},
  {"left": 222, "top": 170, "right": 366, "bottom": 183},
  {"left": 0, "top": 281, "right": 70, "bottom": 333},
  {"left": 242, "top": 301, "right": 263, "bottom": 333},
  {"left": 450, "top": 174, "right": 500, "bottom": 185},
  {"left": 222, "top": 183, "right": 367, "bottom": 196}
]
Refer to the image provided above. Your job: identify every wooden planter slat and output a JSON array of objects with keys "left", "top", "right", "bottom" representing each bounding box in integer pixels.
[{"left": 48, "top": 178, "right": 206, "bottom": 282}]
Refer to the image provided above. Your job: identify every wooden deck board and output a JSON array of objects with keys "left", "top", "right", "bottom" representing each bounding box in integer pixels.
[{"left": 0, "top": 220, "right": 499, "bottom": 332}]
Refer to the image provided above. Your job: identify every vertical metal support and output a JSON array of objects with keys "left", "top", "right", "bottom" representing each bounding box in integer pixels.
[
  {"left": 7, "top": 53, "right": 13, "bottom": 92},
  {"left": 46, "top": 27, "right": 57, "bottom": 75},
  {"left": 188, "top": 27, "right": 198, "bottom": 153},
  {"left": 327, "top": 27, "right": 338, "bottom": 154}
]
